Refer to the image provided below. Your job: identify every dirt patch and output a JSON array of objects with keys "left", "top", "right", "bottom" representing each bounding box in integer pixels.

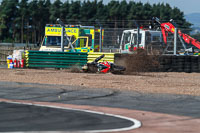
[{"left": 116, "top": 49, "right": 160, "bottom": 74}]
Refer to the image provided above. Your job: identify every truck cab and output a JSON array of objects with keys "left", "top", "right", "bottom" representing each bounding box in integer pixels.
[
  {"left": 39, "top": 24, "right": 103, "bottom": 52},
  {"left": 120, "top": 29, "right": 163, "bottom": 53}
]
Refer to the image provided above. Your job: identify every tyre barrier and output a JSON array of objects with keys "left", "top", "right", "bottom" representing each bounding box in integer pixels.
[
  {"left": 114, "top": 54, "right": 200, "bottom": 73},
  {"left": 158, "top": 55, "right": 200, "bottom": 73}
]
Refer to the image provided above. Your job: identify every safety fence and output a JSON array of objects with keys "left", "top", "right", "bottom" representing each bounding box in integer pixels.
[
  {"left": 25, "top": 51, "right": 115, "bottom": 69},
  {"left": 0, "top": 45, "right": 39, "bottom": 65}
]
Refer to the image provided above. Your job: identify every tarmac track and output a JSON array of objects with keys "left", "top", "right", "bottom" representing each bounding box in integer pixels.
[
  {"left": 0, "top": 101, "right": 141, "bottom": 132},
  {"left": 0, "top": 81, "right": 200, "bottom": 133}
]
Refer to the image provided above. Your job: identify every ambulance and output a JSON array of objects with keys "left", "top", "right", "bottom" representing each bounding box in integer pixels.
[{"left": 39, "top": 24, "right": 104, "bottom": 52}]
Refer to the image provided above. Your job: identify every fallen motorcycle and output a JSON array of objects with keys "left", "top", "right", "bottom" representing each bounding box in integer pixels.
[{"left": 82, "top": 54, "right": 126, "bottom": 74}]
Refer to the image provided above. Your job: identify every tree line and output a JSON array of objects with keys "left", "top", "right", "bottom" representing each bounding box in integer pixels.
[{"left": 0, "top": 0, "right": 192, "bottom": 44}]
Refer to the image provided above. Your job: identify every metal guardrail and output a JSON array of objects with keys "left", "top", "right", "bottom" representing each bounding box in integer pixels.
[
  {"left": 25, "top": 51, "right": 88, "bottom": 68},
  {"left": 87, "top": 52, "right": 115, "bottom": 63},
  {"left": 25, "top": 51, "right": 115, "bottom": 69}
]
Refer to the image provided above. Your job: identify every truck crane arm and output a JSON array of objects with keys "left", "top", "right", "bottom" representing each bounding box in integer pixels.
[
  {"left": 178, "top": 31, "right": 200, "bottom": 49},
  {"left": 153, "top": 17, "right": 200, "bottom": 50}
]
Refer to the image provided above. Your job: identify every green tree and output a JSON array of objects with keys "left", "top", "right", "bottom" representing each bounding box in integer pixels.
[
  {"left": 119, "top": 0, "right": 128, "bottom": 28},
  {"left": 44, "top": 0, "right": 51, "bottom": 24},
  {"left": 37, "top": 0, "right": 51, "bottom": 42},
  {"left": 0, "top": 16, "right": 6, "bottom": 41},
  {"left": 0, "top": 0, "right": 19, "bottom": 42},
  {"left": 29, "top": 0, "right": 39, "bottom": 44},
  {"left": 81, "top": 1, "right": 96, "bottom": 22},
  {"left": 0, "top": 0, "right": 193, "bottom": 43},
  {"left": 67, "top": 1, "right": 81, "bottom": 24},
  {"left": 142, "top": 3, "right": 152, "bottom": 20},
  {"left": 50, "top": 0, "right": 62, "bottom": 23},
  {"left": 107, "top": 0, "right": 120, "bottom": 28},
  {"left": 60, "top": 0, "right": 69, "bottom": 22},
  {"left": 127, "top": 1, "right": 137, "bottom": 27},
  {"left": 95, "top": 0, "right": 108, "bottom": 27},
  {"left": 18, "top": 0, "right": 29, "bottom": 43}
]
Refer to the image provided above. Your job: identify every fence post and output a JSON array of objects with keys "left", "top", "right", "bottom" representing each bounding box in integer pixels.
[
  {"left": 61, "top": 26, "right": 64, "bottom": 52},
  {"left": 100, "top": 27, "right": 102, "bottom": 52},
  {"left": 174, "top": 28, "right": 177, "bottom": 55}
]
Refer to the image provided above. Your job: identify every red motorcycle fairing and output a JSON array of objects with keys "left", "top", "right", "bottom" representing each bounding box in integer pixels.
[{"left": 100, "top": 61, "right": 111, "bottom": 73}]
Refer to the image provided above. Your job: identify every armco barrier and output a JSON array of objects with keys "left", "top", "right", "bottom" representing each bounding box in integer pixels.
[
  {"left": 87, "top": 52, "right": 115, "bottom": 63},
  {"left": 25, "top": 51, "right": 88, "bottom": 68}
]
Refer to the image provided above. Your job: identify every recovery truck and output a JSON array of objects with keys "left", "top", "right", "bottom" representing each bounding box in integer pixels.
[
  {"left": 120, "top": 28, "right": 163, "bottom": 53},
  {"left": 120, "top": 17, "right": 200, "bottom": 54},
  {"left": 39, "top": 23, "right": 104, "bottom": 52}
]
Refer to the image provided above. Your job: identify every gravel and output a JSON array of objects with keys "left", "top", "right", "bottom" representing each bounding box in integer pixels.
[{"left": 1, "top": 68, "right": 200, "bottom": 96}]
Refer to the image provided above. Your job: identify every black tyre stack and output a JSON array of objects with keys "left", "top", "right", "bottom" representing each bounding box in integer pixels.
[
  {"left": 172, "top": 56, "right": 178, "bottom": 72},
  {"left": 191, "top": 56, "right": 199, "bottom": 73},
  {"left": 114, "top": 54, "right": 200, "bottom": 73},
  {"left": 198, "top": 56, "right": 200, "bottom": 72},
  {"left": 158, "top": 55, "right": 174, "bottom": 72},
  {"left": 164, "top": 56, "right": 173, "bottom": 72},
  {"left": 158, "top": 55, "right": 200, "bottom": 73},
  {"left": 158, "top": 56, "right": 166, "bottom": 72},
  {"left": 183, "top": 56, "right": 191, "bottom": 73},
  {"left": 176, "top": 56, "right": 185, "bottom": 72}
]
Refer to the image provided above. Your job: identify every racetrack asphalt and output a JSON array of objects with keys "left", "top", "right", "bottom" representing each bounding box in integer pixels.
[
  {"left": 0, "top": 81, "right": 200, "bottom": 132},
  {"left": 0, "top": 102, "right": 135, "bottom": 132}
]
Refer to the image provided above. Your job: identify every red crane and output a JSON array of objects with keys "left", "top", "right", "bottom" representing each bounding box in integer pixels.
[{"left": 154, "top": 17, "right": 200, "bottom": 49}]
